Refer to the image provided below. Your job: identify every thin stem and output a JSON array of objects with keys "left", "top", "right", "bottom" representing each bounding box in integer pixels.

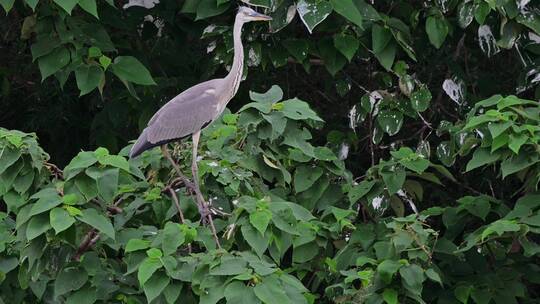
[
  {"left": 168, "top": 187, "right": 186, "bottom": 223},
  {"left": 167, "top": 187, "right": 192, "bottom": 253},
  {"left": 161, "top": 145, "right": 191, "bottom": 183}
]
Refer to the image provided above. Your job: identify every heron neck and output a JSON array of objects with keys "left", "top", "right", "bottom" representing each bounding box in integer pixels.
[{"left": 224, "top": 15, "right": 245, "bottom": 97}]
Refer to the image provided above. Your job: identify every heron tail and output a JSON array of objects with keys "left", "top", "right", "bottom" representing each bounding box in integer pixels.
[{"left": 129, "top": 129, "right": 152, "bottom": 158}]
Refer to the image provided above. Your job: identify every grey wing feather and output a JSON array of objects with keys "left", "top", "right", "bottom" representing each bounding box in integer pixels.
[
  {"left": 129, "top": 79, "right": 222, "bottom": 158},
  {"left": 147, "top": 92, "right": 219, "bottom": 143}
]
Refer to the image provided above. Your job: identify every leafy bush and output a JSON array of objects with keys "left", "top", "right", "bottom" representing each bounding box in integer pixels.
[{"left": 2, "top": 87, "right": 540, "bottom": 304}]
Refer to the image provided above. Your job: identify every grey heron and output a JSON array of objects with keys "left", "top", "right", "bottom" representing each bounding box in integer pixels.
[{"left": 129, "top": 7, "right": 272, "bottom": 242}]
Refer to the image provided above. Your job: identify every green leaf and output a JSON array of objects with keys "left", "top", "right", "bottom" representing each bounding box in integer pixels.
[
  {"left": 254, "top": 277, "right": 290, "bottom": 303},
  {"left": 383, "top": 288, "right": 398, "bottom": 304},
  {"left": 348, "top": 180, "right": 376, "bottom": 204},
  {"left": 488, "top": 121, "right": 512, "bottom": 139},
  {"left": 125, "top": 239, "right": 151, "bottom": 252},
  {"left": 464, "top": 115, "right": 498, "bottom": 129},
  {"left": 425, "top": 268, "right": 443, "bottom": 285},
  {"left": 50, "top": 207, "right": 76, "bottom": 234},
  {"left": 162, "top": 222, "right": 186, "bottom": 255},
  {"left": 26, "top": 214, "right": 51, "bottom": 240},
  {"left": 281, "top": 98, "right": 323, "bottom": 121},
  {"left": 474, "top": 2, "right": 490, "bottom": 25},
  {"left": 88, "top": 46, "right": 102, "bottom": 58},
  {"left": 318, "top": 37, "right": 347, "bottom": 75},
  {"left": 54, "top": 268, "right": 88, "bottom": 297},
  {"left": 147, "top": 248, "right": 163, "bottom": 258},
  {"left": 517, "top": 12, "right": 540, "bottom": 34},
  {"left": 163, "top": 282, "right": 182, "bottom": 304},
  {"left": 53, "top": 0, "right": 80, "bottom": 14},
  {"left": 455, "top": 285, "right": 473, "bottom": 303},
  {"left": 78, "top": 0, "right": 98, "bottom": 18},
  {"left": 501, "top": 153, "right": 539, "bottom": 178},
  {"left": 75, "top": 65, "right": 103, "bottom": 96},
  {"left": 282, "top": 40, "right": 309, "bottom": 63},
  {"left": 195, "top": 0, "right": 229, "bottom": 20},
  {"left": 508, "top": 133, "right": 528, "bottom": 154},
  {"left": 334, "top": 34, "right": 359, "bottom": 62},
  {"left": 138, "top": 257, "right": 163, "bottom": 286},
  {"left": 481, "top": 219, "right": 520, "bottom": 240},
  {"left": 99, "top": 55, "right": 112, "bottom": 69},
  {"left": 96, "top": 168, "right": 119, "bottom": 202},
  {"left": 78, "top": 208, "right": 115, "bottom": 240},
  {"left": 29, "top": 193, "right": 62, "bottom": 217},
  {"left": 377, "top": 260, "right": 402, "bottom": 284},
  {"left": 13, "top": 170, "right": 35, "bottom": 194},
  {"left": 64, "top": 151, "right": 98, "bottom": 178},
  {"left": 375, "top": 40, "right": 396, "bottom": 69},
  {"left": 250, "top": 209, "right": 272, "bottom": 235},
  {"left": 249, "top": 85, "right": 284, "bottom": 104},
  {"left": 459, "top": 196, "right": 491, "bottom": 220},
  {"left": 426, "top": 16, "right": 449, "bottom": 49},
  {"left": 37, "top": 47, "right": 70, "bottom": 81},
  {"left": 521, "top": 214, "right": 540, "bottom": 226},
  {"left": 241, "top": 224, "right": 270, "bottom": 257},
  {"left": 0, "top": 0, "right": 15, "bottom": 12},
  {"left": 466, "top": 148, "right": 500, "bottom": 172},
  {"left": 111, "top": 56, "right": 156, "bottom": 85},
  {"left": 377, "top": 110, "right": 403, "bottom": 136},
  {"left": 97, "top": 154, "right": 130, "bottom": 172},
  {"left": 329, "top": 0, "right": 363, "bottom": 28},
  {"left": 372, "top": 24, "right": 392, "bottom": 54},
  {"left": 24, "top": 0, "right": 39, "bottom": 10},
  {"left": 75, "top": 174, "right": 98, "bottom": 200},
  {"left": 3, "top": 191, "right": 25, "bottom": 212},
  {"left": 143, "top": 272, "right": 170, "bottom": 303},
  {"left": 225, "top": 281, "right": 260, "bottom": 304},
  {"left": 458, "top": 1, "right": 474, "bottom": 28},
  {"left": 0, "top": 257, "right": 17, "bottom": 276},
  {"left": 296, "top": 0, "right": 333, "bottom": 34},
  {"left": 0, "top": 146, "right": 21, "bottom": 175},
  {"left": 399, "top": 264, "right": 425, "bottom": 295},
  {"left": 470, "top": 288, "right": 492, "bottom": 304},
  {"left": 294, "top": 166, "right": 323, "bottom": 192},
  {"left": 381, "top": 167, "right": 406, "bottom": 195},
  {"left": 30, "top": 37, "right": 61, "bottom": 61},
  {"left": 65, "top": 287, "right": 97, "bottom": 304},
  {"left": 210, "top": 257, "right": 248, "bottom": 276},
  {"left": 410, "top": 88, "right": 432, "bottom": 112},
  {"left": 436, "top": 141, "right": 455, "bottom": 167}
]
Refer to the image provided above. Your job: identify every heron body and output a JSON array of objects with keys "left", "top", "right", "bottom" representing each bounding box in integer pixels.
[
  {"left": 129, "top": 7, "right": 271, "bottom": 158},
  {"left": 127, "top": 8, "right": 271, "bottom": 248}
]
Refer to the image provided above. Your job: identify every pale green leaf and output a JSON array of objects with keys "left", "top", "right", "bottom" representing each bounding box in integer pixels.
[{"left": 50, "top": 207, "right": 76, "bottom": 234}]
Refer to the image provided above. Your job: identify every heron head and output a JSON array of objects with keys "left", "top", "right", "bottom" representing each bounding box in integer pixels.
[{"left": 237, "top": 6, "right": 272, "bottom": 22}]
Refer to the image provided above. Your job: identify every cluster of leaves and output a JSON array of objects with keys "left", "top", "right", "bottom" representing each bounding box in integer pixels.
[
  {"left": 3, "top": 88, "right": 540, "bottom": 304},
  {"left": 461, "top": 95, "right": 540, "bottom": 187}
]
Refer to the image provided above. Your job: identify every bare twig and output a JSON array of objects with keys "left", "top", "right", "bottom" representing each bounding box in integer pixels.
[
  {"left": 287, "top": 57, "right": 325, "bottom": 66},
  {"left": 166, "top": 187, "right": 192, "bottom": 253},
  {"left": 44, "top": 162, "right": 64, "bottom": 180},
  {"left": 73, "top": 230, "right": 97, "bottom": 261},
  {"left": 168, "top": 187, "right": 186, "bottom": 223}
]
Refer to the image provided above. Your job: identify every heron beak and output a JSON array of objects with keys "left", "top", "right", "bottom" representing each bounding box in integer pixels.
[{"left": 250, "top": 12, "right": 272, "bottom": 21}]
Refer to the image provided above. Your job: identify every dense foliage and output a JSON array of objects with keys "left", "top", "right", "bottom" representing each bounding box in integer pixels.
[{"left": 2, "top": 0, "right": 540, "bottom": 303}]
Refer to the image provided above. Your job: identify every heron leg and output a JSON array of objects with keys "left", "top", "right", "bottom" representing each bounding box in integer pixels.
[
  {"left": 190, "top": 131, "right": 206, "bottom": 210},
  {"left": 191, "top": 131, "right": 222, "bottom": 249}
]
